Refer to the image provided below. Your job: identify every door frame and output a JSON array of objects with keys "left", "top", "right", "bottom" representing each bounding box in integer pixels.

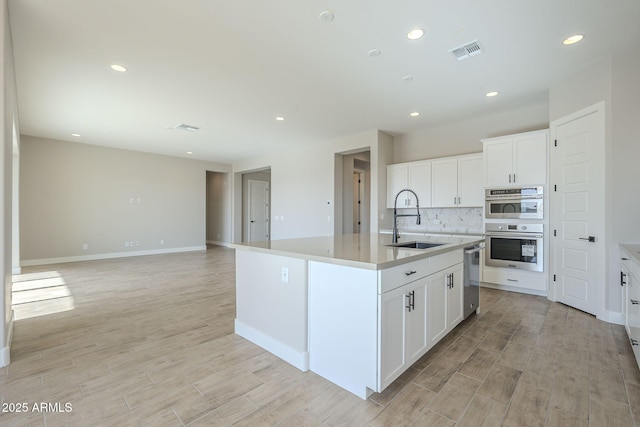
[{"left": 549, "top": 101, "right": 606, "bottom": 320}]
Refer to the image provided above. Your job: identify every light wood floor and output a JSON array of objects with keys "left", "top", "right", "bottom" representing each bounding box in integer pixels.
[{"left": 1, "top": 245, "right": 639, "bottom": 426}]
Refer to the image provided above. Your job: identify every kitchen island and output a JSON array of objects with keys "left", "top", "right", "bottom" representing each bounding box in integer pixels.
[{"left": 232, "top": 233, "right": 483, "bottom": 398}]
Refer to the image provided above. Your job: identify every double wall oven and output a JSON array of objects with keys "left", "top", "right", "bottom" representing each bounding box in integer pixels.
[{"left": 484, "top": 186, "right": 545, "bottom": 272}]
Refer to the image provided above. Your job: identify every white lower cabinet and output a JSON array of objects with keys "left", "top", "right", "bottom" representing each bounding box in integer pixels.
[
  {"left": 620, "top": 245, "right": 640, "bottom": 372},
  {"left": 378, "top": 277, "right": 428, "bottom": 390},
  {"left": 378, "top": 251, "right": 463, "bottom": 391}
]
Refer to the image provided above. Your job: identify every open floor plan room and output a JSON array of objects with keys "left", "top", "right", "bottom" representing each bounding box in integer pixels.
[{"left": 1, "top": 246, "right": 638, "bottom": 426}]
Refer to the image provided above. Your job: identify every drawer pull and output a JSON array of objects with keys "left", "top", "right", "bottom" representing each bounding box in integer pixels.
[
  {"left": 507, "top": 279, "right": 519, "bottom": 282},
  {"left": 405, "top": 270, "right": 417, "bottom": 276},
  {"left": 631, "top": 299, "right": 640, "bottom": 305},
  {"left": 631, "top": 339, "right": 639, "bottom": 346}
]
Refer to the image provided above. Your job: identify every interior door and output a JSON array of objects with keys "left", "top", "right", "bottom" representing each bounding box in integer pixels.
[
  {"left": 248, "top": 180, "right": 269, "bottom": 242},
  {"left": 551, "top": 102, "right": 605, "bottom": 316}
]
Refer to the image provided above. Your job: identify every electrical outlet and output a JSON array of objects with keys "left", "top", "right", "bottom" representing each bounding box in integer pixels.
[
  {"left": 129, "top": 241, "right": 134, "bottom": 247},
  {"left": 125, "top": 242, "right": 129, "bottom": 247},
  {"left": 160, "top": 239, "right": 164, "bottom": 245},
  {"left": 82, "top": 243, "right": 88, "bottom": 250},
  {"left": 281, "top": 267, "right": 289, "bottom": 283}
]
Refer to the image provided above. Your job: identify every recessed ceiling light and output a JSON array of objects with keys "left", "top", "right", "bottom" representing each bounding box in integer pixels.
[
  {"left": 368, "top": 49, "right": 382, "bottom": 57},
  {"left": 319, "top": 11, "right": 334, "bottom": 22},
  {"left": 485, "top": 91, "right": 499, "bottom": 97},
  {"left": 186, "top": 151, "right": 193, "bottom": 155},
  {"left": 563, "top": 34, "right": 584, "bottom": 45},
  {"left": 402, "top": 75, "right": 414, "bottom": 82},
  {"left": 275, "top": 116, "right": 285, "bottom": 121},
  {"left": 410, "top": 112, "right": 420, "bottom": 117},
  {"left": 71, "top": 133, "right": 81, "bottom": 137},
  {"left": 110, "top": 64, "right": 127, "bottom": 72},
  {"left": 407, "top": 28, "right": 424, "bottom": 40}
]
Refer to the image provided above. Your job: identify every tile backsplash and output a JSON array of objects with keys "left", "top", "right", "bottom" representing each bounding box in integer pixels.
[{"left": 394, "top": 207, "right": 483, "bottom": 234}]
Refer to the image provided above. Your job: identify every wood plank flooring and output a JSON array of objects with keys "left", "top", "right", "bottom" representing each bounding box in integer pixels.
[{"left": 1, "top": 245, "right": 639, "bottom": 426}]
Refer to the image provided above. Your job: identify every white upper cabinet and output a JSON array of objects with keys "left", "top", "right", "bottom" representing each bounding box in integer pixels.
[
  {"left": 483, "top": 129, "right": 548, "bottom": 187},
  {"left": 458, "top": 155, "right": 484, "bottom": 207},
  {"left": 387, "top": 154, "right": 482, "bottom": 209},
  {"left": 431, "top": 158, "right": 458, "bottom": 207},
  {"left": 431, "top": 154, "right": 484, "bottom": 208},
  {"left": 386, "top": 161, "right": 432, "bottom": 209}
]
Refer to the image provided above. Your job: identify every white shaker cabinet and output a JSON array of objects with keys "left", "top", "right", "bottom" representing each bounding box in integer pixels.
[
  {"left": 386, "top": 161, "right": 432, "bottom": 209},
  {"left": 378, "top": 277, "right": 428, "bottom": 390},
  {"left": 483, "top": 129, "right": 548, "bottom": 187},
  {"left": 620, "top": 245, "right": 640, "bottom": 371},
  {"left": 431, "top": 154, "right": 484, "bottom": 208},
  {"left": 427, "top": 263, "right": 463, "bottom": 348}
]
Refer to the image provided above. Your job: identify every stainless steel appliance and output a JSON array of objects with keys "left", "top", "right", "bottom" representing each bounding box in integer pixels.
[
  {"left": 485, "top": 223, "right": 544, "bottom": 272},
  {"left": 464, "top": 244, "right": 483, "bottom": 318},
  {"left": 485, "top": 186, "right": 543, "bottom": 219}
]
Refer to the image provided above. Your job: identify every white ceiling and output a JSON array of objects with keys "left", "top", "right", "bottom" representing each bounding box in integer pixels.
[{"left": 9, "top": 0, "right": 640, "bottom": 164}]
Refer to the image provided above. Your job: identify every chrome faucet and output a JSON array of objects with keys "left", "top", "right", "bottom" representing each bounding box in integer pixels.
[{"left": 392, "top": 189, "right": 421, "bottom": 243}]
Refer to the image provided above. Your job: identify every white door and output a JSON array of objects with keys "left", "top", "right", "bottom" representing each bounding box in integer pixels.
[
  {"left": 551, "top": 102, "right": 605, "bottom": 316},
  {"left": 248, "top": 180, "right": 269, "bottom": 242}
]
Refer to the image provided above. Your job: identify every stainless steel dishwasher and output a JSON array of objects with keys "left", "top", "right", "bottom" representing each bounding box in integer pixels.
[{"left": 464, "top": 244, "right": 484, "bottom": 318}]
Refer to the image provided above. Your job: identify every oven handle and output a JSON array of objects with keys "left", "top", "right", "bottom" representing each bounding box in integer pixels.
[{"left": 485, "top": 232, "right": 544, "bottom": 239}]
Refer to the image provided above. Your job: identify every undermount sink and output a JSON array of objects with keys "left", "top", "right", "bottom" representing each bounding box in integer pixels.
[{"left": 386, "top": 241, "right": 445, "bottom": 249}]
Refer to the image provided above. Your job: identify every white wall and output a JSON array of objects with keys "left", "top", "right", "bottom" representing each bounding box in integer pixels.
[
  {"left": 232, "top": 129, "right": 392, "bottom": 241},
  {"left": 20, "top": 136, "right": 230, "bottom": 264},
  {"left": 1, "top": 0, "right": 18, "bottom": 367},
  {"left": 393, "top": 102, "right": 549, "bottom": 163}
]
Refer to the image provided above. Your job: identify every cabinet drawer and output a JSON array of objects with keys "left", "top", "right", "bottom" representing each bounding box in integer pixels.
[
  {"left": 483, "top": 267, "right": 547, "bottom": 292},
  {"left": 379, "top": 258, "right": 429, "bottom": 294},
  {"left": 430, "top": 250, "right": 463, "bottom": 274}
]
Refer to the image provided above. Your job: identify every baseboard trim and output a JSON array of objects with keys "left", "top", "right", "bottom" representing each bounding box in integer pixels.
[
  {"left": 1, "top": 311, "right": 14, "bottom": 367},
  {"left": 21, "top": 246, "right": 207, "bottom": 267},
  {"left": 234, "top": 319, "right": 309, "bottom": 372},
  {"left": 206, "top": 240, "right": 234, "bottom": 248},
  {"left": 599, "top": 310, "right": 624, "bottom": 326}
]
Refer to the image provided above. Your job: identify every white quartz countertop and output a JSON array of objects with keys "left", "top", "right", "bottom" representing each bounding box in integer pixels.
[
  {"left": 232, "top": 233, "right": 484, "bottom": 270},
  {"left": 621, "top": 243, "right": 640, "bottom": 264}
]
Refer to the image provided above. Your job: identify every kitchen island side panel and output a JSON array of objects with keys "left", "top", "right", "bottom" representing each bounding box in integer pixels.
[
  {"left": 308, "top": 261, "right": 378, "bottom": 399},
  {"left": 235, "top": 250, "right": 309, "bottom": 370}
]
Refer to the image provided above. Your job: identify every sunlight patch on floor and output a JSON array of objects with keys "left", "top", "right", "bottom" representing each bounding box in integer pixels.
[{"left": 12, "top": 271, "right": 75, "bottom": 320}]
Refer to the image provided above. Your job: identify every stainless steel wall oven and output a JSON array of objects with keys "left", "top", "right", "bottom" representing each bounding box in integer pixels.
[
  {"left": 485, "top": 223, "right": 544, "bottom": 272},
  {"left": 485, "top": 186, "right": 543, "bottom": 219}
]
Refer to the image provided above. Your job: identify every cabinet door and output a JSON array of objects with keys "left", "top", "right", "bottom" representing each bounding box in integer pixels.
[
  {"left": 406, "top": 279, "right": 429, "bottom": 365},
  {"left": 408, "top": 161, "right": 432, "bottom": 208},
  {"left": 513, "top": 132, "right": 547, "bottom": 185},
  {"left": 622, "top": 261, "right": 630, "bottom": 334},
  {"left": 431, "top": 158, "right": 458, "bottom": 207},
  {"left": 378, "top": 285, "right": 408, "bottom": 390},
  {"left": 457, "top": 155, "right": 484, "bottom": 207},
  {"left": 484, "top": 139, "right": 514, "bottom": 187},
  {"left": 427, "top": 271, "right": 448, "bottom": 348},
  {"left": 447, "top": 264, "right": 464, "bottom": 329},
  {"left": 387, "top": 164, "right": 409, "bottom": 208}
]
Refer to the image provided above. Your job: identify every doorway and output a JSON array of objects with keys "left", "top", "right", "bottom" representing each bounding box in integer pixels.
[
  {"left": 335, "top": 150, "right": 371, "bottom": 235},
  {"left": 205, "top": 171, "right": 229, "bottom": 245},
  {"left": 242, "top": 170, "right": 271, "bottom": 242}
]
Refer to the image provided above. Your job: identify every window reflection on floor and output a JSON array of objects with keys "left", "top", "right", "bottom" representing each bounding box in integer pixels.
[{"left": 12, "top": 271, "right": 75, "bottom": 320}]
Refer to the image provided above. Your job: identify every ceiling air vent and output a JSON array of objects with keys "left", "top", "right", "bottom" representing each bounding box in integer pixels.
[
  {"left": 449, "top": 40, "right": 483, "bottom": 61},
  {"left": 174, "top": 123, "right": 199, "bottom": 132}
]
